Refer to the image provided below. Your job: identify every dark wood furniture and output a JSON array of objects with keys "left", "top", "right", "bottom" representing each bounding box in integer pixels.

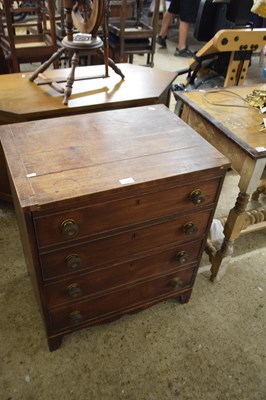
[
  {"left": 0, "top": 63, "right": 177, "bottom": 202},
  {"left": 108, "top": 0, "right": 160, "bottom": 66},
  {"left": 0, "top": 104, "right": 229, "bottom": 351},
  {"left": 0, "top": 45, "right": 9, "bottom": 74},
  {"left": 109, "top": 0, "right": 134, "bottom": 18},
  {"left": 0, "top": 0, "right": 58, "bottom": 73},
  {"left": 175, "top": 85, "right": 266, "bottom": 280}
]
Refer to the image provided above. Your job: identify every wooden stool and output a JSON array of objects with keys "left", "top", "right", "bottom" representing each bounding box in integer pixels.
[{"left": 29, "top": 0, "right": 124, "bottom": 105}]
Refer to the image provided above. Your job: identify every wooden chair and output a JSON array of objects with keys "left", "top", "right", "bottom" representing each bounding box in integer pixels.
[
  {"left": 0, "top": 0, "right": 59, "bottom": 73},
  {"left": 108, "top": 0, "right": 161, "bottom": 67}
]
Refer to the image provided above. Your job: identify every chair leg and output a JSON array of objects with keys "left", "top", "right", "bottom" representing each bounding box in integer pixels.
[
  {"left": 9, "top": 56, "right": 20, "bottom": 73},
  {"left": 149, "top": 53, "right": 154, "bottom": 68}
]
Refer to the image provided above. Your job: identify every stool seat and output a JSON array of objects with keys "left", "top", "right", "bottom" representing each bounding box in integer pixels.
[{"left": 62, "top": 34, "right": 103, "bottom": 50}]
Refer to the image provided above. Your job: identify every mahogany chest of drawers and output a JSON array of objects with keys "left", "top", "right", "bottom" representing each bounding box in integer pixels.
[{"left": 0, "top": 104, "right": 229, "bottom": 350}]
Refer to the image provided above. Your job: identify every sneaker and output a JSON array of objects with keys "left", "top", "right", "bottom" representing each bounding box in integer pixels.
[
  {"left": 156, "top": 35, "right": 167, "bottom": 48},
  {"left": 174, "top": 46, "right": 193, "bottom": 57}
]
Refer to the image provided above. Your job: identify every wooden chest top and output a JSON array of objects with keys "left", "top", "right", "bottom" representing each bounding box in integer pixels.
[{"left": 0, "top": 104, "right": 229, "bottom": 210}]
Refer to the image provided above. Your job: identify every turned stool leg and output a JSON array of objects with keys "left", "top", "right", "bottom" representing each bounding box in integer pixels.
[
  {"left": 29, "top": 47, "right": 65, "bottom": 82},
  {"left": 63, "top": 51, "right": 79, "bottom": 105},
  {"left": 97, "top": 48, "right": 125, "bottom": 79}
]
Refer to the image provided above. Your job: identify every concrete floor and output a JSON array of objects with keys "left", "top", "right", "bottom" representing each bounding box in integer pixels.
[{"left": 1, "top": 26, "right": 266, "bottom": 400}]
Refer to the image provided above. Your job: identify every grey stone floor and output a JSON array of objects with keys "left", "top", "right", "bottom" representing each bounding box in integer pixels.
[{"left": 1, "top": 27, "right": 266, "bottom": 400}]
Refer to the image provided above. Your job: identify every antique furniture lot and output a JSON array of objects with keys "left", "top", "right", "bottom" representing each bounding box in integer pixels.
[
  {"left": 0, "top": 63, "right": 177, "bottom": 202},
  {"left": 0, "top": 104, "right": 229, "bottom": 350},
  {"left": 175, "top": 85, "right": 266, "bottom": 280}
]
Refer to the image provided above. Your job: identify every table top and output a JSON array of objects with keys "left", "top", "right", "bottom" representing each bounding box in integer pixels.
[
  {"left": 0, "top": 63, "right": 177, "bottom": 124},
  {"left": 0, "top": 104, "right": 229, "bottom": 211},
  {"left": 175, "top": 85, "right": 266, "bottom": 160}
]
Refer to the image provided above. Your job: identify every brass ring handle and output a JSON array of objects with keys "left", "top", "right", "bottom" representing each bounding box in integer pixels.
[
  {"left": 61, "top": 219, "right": 79, "bottom": 238},
  {"left": 189, "top": 189, "right": 206, "bottom": 205},
  {"left": 67, "top": 283, "right": 82, "bottom": 298},
  {"left": 69, "top": 311, "right": 83, "bottom": 325},
  {"left": 183, "top": 222, "right": 198, "bottom": 235},
  {"left": 65, "top": 254, "right": 81, "bottom": 270}
]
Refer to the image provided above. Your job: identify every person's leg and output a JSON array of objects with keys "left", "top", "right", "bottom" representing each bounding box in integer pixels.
[
  {"left": 174, "top": 0, "right": 199, "bottom": 57},
  {"left": 159, "top": 11, "right": 175, "bottom": 38},
  {"left": 174, "top": 19, "right": 193, "bottom": 56},
  {"left": 156, "top": 11, "right": 175, "bottom": 48},
  {"left": 157, "top": 0, "right": 179, "bottom": 48},
  {"left": 178, "top": 20, "right": 190, "bottom": 50}
]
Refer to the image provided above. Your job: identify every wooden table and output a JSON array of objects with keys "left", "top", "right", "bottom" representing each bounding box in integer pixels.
[
  {"left": 175, "top": 85, "right": 266, "bottom": 280},
  {"left": 0, "top": 63, "right": 177, "bottom": 124},
  {"left": 0, "top": 63, "right": 177, "bottom": 201}
]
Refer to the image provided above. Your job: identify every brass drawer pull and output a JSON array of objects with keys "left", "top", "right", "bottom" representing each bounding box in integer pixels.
[
  {"left": 61, "top": 219, "right": 79, "bottom": 238},
  {"left": 170, "top": 277, "right": 183, "bottom": 290},
  {"left": 189, "top": 189, "right": 205, "bottom": 205},
  {"left": 183, "top": 222, "right": 198, "bottom": 235},
  {"left": 69, "top": 311, "right": 83, "bottom": 325},
  {"left": 176, "top": 251, "right": 188, "bottom": 264},
  {"left": 65, "top": 254, "right": 81, "bottom": 270},
  {"left": 67, "top": 283, "right": 82, "bottom": 298}
]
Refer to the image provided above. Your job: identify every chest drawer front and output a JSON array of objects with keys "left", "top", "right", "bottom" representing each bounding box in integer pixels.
[
  {"left": 34, "top": 178, "right": 221, "bottom": 248},
  {"left": 44, "top": 239, "right": 203, "bottom": 307},
  {"left": 49, "top": 267, "right": 196, "bottom": 332},
  {"left": 40, "top": 209, "right": 211, "bottom": 280}
]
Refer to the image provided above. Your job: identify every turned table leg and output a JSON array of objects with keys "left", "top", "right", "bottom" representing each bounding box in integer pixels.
[
  {"left": 252, "top": 179, "right": 266, "bottom": 201},
  {"left": 210, "top": 158, "right": 266, "bottom": 281},
  {"left": 210, "top": 191, "right": 249, "bottom": 281}
]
